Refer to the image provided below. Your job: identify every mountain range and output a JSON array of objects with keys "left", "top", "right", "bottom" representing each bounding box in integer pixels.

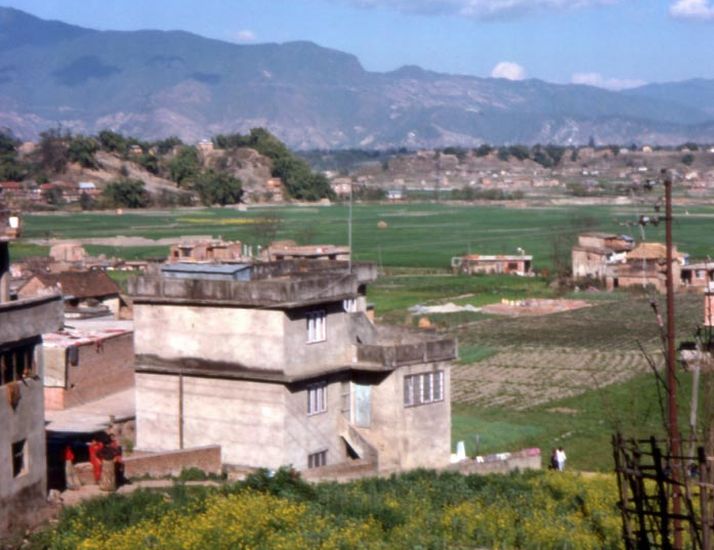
[{"left": 2, "top": 6, "right": 714, "bottom": 149}]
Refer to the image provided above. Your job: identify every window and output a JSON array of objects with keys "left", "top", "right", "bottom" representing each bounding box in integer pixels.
[
  {"left": 404, "top": 371, "right": 444, "bottom": 407},
  {"left": 308, "top": 450, "right": 327, "bottom": 469},
  {"left": 307, "top": 383, "right": 327, "bottom": 415},
  {"left": 340, "top": 381, "right": 351, "bottom": 419},
  {"left": 306, "top": 310, "right": 326, "bottom": 343},
  {"left": 12, "top": 440, "right": 27, "bottom": 477},
  {"left": 1, "top": 343, "right": 36, "bottom": 386},
  {"left": 343, "top": 298, "right": 357, "bottom": 313}
]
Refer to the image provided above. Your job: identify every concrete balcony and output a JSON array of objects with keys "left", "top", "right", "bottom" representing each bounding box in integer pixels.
[{"left": 357, "top": 332, "right": 457, "bottom": 367}]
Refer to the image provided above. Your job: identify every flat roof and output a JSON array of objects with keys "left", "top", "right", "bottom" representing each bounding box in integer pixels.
[{"left": 161, "top": 263, "right": 252, "bottom": 275}]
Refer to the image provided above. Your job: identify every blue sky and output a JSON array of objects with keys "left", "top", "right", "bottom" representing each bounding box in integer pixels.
[{"left": 5, "top": 0, "right": 714, "bottom": 88}]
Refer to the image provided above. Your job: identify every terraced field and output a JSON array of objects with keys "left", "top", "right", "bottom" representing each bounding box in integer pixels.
[
  {"left": 452, "top": 347, "right": 652, "bottom": 410},
  {"left": 451, "top": 294, "right": 700, "bottom": 410}
]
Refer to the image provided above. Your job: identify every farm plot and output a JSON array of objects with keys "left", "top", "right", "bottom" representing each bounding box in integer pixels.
[
  {"left": 451, "top": 293, "right": 702, "bottom": 410},
  {"left": 452, "top": 346, "right": 652, "bottom": 410}
]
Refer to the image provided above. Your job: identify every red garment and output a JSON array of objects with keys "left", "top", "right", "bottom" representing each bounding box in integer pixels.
[
  {"left": 88, "top": 441, "right": 104, "bottom": 482},
  {"left": 64, "top": 446, "right": 75, "bottom": 462}
]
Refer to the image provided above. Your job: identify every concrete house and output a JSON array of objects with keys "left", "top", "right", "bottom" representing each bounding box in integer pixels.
[
  {"left": 451, "top": 254, "right": 533, "bottom": 276},
  {"left": 1, "top": 210, "right": 63, "bottom": 535},
  {"left": 571, "top": 233, "right": 634, "bottom": 281},
  {"left": 128, "top": 260, "right": 456, "bottom": 476}
]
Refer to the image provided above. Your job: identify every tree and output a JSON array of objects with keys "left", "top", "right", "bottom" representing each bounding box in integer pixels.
[
  {"left": 79, "top": 191, "right": 95, "bottom": 211},
  {"left": 102, "top": 178, "right": 151, "bottom": 208},
  {"left": 138, "top": 153, "right": 160, "bottom": 175},
  {"left": 191, "top": 170, "right": 243, "bottom": 206},
  {"left": 98, "top": 130, "right": 129, "bottom": 155},
  {"left": 37, "top": 128, "right": 70, "bottom": 174},
  {"left": 169, "top": 147, "right": 200, "bottom": 187},
  {"left": 681, "top": 153, "right": 695, "bottom": 166},
  {"left": 250, "top": 210, "right": 283, "bottom": 246},
  {"left": 152, "top": 136, "right": 183, "bottom": 155},
  {"left": 68, "top": 135, "right": 99, "bottom": 169},
  {"left": 43, "top": 187, "right": 64, "bottom": 207},
  {"left": 475, "top": 144, "right": 493, "bottom": 157}
]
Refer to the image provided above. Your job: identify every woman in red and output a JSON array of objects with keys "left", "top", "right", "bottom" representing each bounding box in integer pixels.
[{"left": 87, "top": 438, "right": 104, "bottom": 483}]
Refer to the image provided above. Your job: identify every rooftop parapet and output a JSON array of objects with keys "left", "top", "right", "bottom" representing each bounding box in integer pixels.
[
  {"left": 129, "top": 261, "right": 377, "bottom": 308},
  {"left": 0, "top": 294, "right": 64, "bottom": 343}
]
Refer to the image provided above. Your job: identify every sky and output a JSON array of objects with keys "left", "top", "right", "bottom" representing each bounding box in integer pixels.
[{"left": 4, "top": 0, "right": 714, "bottom": 89}]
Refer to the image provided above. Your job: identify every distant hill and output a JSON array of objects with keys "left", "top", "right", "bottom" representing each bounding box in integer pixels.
[{"left": 2, "top": 6, "right": 714, "bottom": 148}]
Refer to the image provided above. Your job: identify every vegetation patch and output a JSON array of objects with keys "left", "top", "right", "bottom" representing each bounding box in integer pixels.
[{"left": 31, "top": 469, "right": 621, "bottom": 549}]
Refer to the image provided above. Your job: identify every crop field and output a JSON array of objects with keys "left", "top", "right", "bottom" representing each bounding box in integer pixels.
[{"left": 15, "top": 202, "right": 714, "bottom": 267}]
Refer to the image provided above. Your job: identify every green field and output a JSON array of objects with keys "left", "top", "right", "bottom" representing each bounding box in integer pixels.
[
  {"left": 14, "top": 202, "right": 714, "bottom": 267},
  {"left": 13, "top": 203, "right": 714, "bottom": 472}
]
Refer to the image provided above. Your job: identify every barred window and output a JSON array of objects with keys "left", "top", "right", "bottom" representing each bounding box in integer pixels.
[{"left": 404, "top": 371, "right": 444, "bottom": 407}]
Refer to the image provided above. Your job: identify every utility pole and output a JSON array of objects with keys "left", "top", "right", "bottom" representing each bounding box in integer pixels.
[
  {"left": 348, "top": 182, "right": 353, "bottom": 273},
  {"left": 664, "top": 174, "right": 682, "bottom": 549}
]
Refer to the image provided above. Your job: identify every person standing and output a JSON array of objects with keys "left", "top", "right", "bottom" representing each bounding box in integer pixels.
[
  {"left": 87, "top": 437, "right": 104, "bottom": 484},
  {"left": 64, "top": 445, "right": 81, "bottom": 490},
  {"left": 555, "top": 447, "right": 567, "bottom": 471}
]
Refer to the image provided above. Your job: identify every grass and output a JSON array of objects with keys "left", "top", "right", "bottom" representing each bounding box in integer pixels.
[
  {"left": 18, "top": 202, "right": 714, "bottom": 268},
  {"left": 452, "top": 369, "right": 703, "bottom": 472}
]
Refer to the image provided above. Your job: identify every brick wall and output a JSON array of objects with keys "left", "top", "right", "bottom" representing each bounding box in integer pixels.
[
  {"left": 74, "top": 445, "right": 221, "bottom": 484},
  {"left": 45, "top": 332, "right": 134, "bottom": 410}
]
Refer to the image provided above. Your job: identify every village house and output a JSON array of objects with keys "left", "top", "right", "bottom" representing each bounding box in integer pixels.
[
  {"left": 0, "top": 209, "right": 64, "bottom": 535},
  {"left": 681, "top": 262, "right": 714, "bottom": 289},
  {"left": 42, "top": 322, "right": 134, "bottom": 411},
  {"left": 451, "top": 254, "right": 533, "bottom": 276},
  {"left": 168, "top": 239, "right": 246, "bottom": 264},
  {"left": 263, "top": 242, "right": 350, "bottom": 262},
  {"left": 606, "top": 242, "right": 688, "bottom": 292},
  {"left": 78, "top": 182, "right": 99, "bottom": 198},
  {"left": 18, "top": 270, "right": 123, "bottom": 318},
  {"left": 128, "top": 260, "right": 456, "bottom": 475},
  {"left": 571, "top": 232, "right": 634, "bottom": 281}
]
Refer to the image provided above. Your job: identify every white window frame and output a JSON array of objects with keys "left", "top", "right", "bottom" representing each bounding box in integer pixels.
[
  {"left": 343, "top": 298, "right": 357, "bottom": 313},
  {"left": 308, "top": 450, "right": 327, "bottom": 469},
  {"left": 307, "top": 382, "right": 327, "bottom": 415},
  {"left": 404, "top": 371, "right": 444, "bottom": 407},
  {"left": 306, "top": 310, "right": 326, "bottom": 343}
]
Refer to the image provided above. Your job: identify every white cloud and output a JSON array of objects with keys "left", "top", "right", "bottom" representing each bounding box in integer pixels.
[
  {"left": 491, "top": 61, "right": 526, "bottom": 80},
  {"left": 350, "top": 0, "right": 619, "bottom": 18},
  {"left": 233, "top": 29, "right": 257, "bottom": 42},
  {"left": 571, "top": 72, "right": 646, "bottom": 90},
  {"left": 669, "top": 0, "right": 714, "bottom": 20}
]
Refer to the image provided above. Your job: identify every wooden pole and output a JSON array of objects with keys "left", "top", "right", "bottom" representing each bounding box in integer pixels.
[{"left": 665, "top": 175, "right": 683, "bottom": 549}]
